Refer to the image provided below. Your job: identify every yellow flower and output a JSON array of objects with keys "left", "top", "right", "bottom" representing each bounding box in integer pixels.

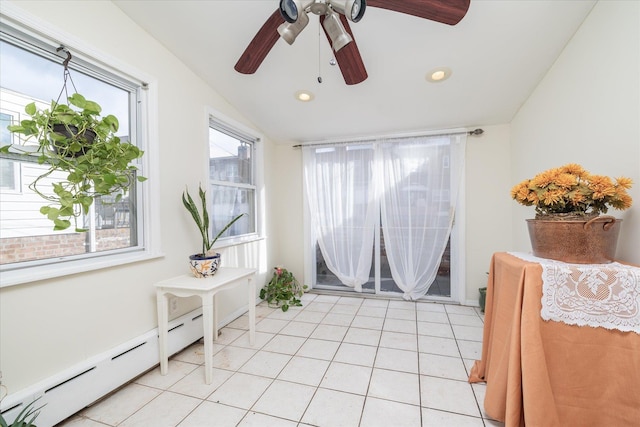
[
  {"left": 554, "top": 173, "right": 577, "bottom": 189},
  {"left": 618, "top": 193, "right": 633, "bottom": 209},
  {"left": 560, "top": 163, "right": 587, "bottom": 178},
  {"left": 530, "top": 170, "right": 558, "bottom": 188},
  {"left": 616, "top": 176, "right": 633, "bottom": 189},
  {"left": 541, "top": 189, "right": 566, "bottom": 206},
  {"left": 511, "top": 164, "right": 633, "bottom": 216},
  {"left": 589, "top": 175, "right": 616, "bottom": 200},
  {"left": 510, "top": 181, "right": 530, "bottom": 203},
  {"left": 569, "top": 191, "right": 585, "bottom": 204}
]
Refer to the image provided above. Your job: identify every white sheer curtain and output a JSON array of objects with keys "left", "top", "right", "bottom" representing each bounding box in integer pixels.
[
  {"left": 380, "top": 134, "right": 466, "bottom": 300},
  {"left": 303, "top": 144, "right": 377, "bottom": 291}
]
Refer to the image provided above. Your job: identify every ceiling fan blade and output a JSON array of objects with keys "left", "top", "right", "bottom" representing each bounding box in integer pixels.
[
  {"left": 321, "top": 14, "right": 368, "bottom": 85},
  {"left": 235, "top": 10, "right": 285, "bottom": 74},
  {"left": 367, "top": 0, "right": 470, "bottom": 25}
]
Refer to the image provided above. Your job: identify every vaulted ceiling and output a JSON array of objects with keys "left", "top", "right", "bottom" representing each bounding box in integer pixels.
[{"left": 114, "top": 0, "right": 597, "bottom": 144}]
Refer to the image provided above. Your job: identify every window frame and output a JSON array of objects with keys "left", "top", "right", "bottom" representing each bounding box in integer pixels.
[
  {"left": 0, "top": 7, "right": 161, "bottom": 287},
  {"left": 206, "top": 108, "right": 264, "bottom": 249}
]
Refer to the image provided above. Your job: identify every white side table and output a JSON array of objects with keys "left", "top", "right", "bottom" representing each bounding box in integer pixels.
[{"left": 154, "top": 267, "right": 256, "bottom": 384}]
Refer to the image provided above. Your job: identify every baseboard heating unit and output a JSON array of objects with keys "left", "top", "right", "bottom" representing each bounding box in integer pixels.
[{"left": 0, "top": 305, "right": 246, "bottom": 426}]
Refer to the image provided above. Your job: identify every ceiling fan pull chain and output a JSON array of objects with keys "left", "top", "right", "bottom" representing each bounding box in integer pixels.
[{"left": 317, "top": 21, "right": 323, "bottom": 83}]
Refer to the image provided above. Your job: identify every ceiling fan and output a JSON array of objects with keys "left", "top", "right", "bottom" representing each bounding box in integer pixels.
[{"left": 234, "top": 0, "right": 471, "bottom": 85}]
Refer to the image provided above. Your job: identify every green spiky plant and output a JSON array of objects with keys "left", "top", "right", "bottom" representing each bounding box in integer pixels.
[
  {"left": 0, "top": 397, "right": 43, "bottom": 427},
  {"left": 181, "top": 184, "right": 246, "bottom": 258}
]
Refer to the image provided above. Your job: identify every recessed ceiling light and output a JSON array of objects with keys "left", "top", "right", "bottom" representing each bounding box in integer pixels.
[
  {"left": 295, "top": 90, "right": 314, "bottom": 102},
  {"left": 426, "top": 67, "right": 452, "bottom": 83}
]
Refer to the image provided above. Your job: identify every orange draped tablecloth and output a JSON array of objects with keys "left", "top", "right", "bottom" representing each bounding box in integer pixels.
[{"left": 468, "top": 252, "right": 640, "bottom": 427}]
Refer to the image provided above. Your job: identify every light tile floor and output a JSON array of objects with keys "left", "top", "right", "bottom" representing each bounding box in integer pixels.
[{"left": 56, "top": 293, "right": 505, "bottom": 427}]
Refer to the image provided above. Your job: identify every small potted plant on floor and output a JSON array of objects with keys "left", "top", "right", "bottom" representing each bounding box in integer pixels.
[
  {"left": 260, "top": 266, "right": 307, "bottom": 312},
  {"left": 3, "top": 92, "right": 146, "bottom": 232},
  {"left": 182, "top": 184, "right": 246, "bottom": 278}
]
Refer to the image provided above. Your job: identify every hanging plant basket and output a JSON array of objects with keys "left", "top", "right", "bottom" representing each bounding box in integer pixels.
[
  {"left": 51, "top": 123, "right": 96, "bottom": 157},
  {"left": 526, "top": 215, "right": 622, "bottom": 264}
]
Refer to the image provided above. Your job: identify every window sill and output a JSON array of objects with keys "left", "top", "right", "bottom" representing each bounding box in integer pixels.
[
  {"left": 0, "top": 250, "right": 165, "bottom": 288},
  {"left": 0, "top": 236, "right": 266, "bottom": 288},
  {"left": 212, "top": 234, "right": 265, "bottom": 251}
]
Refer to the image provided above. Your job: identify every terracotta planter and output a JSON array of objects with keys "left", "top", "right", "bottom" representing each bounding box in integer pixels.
[
  {"left": 526, "top": 215, "right": 621, "bottom": 264},
  {"left": 189, "top": 253, "right": 221, "bottom": 278}
]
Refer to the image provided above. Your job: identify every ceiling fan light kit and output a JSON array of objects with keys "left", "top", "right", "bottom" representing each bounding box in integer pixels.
[
  {"left": 322, "top": 11, "right": 353, "bottom": 52},
  {"left": 329, "top": 0, "right": 367, "bottom": 22},
  {"left": 236, "top": 0, "right": 471, "bottom": 85},
  {"left": 279, "top": 0, "right": 303, "bottom": 23},
  {"left": 277, "top": 8, "right": 310, "bottom": 44}
]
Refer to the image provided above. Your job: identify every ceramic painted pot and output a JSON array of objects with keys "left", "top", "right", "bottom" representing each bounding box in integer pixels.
[{"left": 189, "top": 253, "right": 221, "bottom": 278}]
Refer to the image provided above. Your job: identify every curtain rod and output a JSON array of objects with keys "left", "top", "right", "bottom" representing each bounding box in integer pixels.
[{"left": 292, "top": 128, "right": 484, "bottom": 149}]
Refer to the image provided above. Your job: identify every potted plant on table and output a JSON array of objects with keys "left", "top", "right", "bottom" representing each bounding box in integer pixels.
[
  {"left": 510, "top": 163, "right": 633, "bottom": 263},
  {"left": 2, "top": 93, "right": 146, "bottom": 232},
  {"left": 260, "top": 266, "right": 307, "bottom": 312},
  {"left": 182, "top": 184, "right": 246, "bottom": 278}
]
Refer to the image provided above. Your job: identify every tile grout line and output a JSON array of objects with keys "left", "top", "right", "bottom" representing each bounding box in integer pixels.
[
  {"left": 446, "top": 305, "right": 486, "bottom": 422},
  {"left": 356, "top": 297, "right": 390, "bottom": 427}
]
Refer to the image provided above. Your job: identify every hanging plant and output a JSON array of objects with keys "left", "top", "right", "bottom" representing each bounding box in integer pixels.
[{"left": 1, "top": 48, "right": 146, "bottom": 232}]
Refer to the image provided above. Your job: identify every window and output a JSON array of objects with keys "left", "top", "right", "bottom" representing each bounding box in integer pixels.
[
  {"left": 0, "top": 112, "right": 19, "bottom": 190},
  {"left": 0, "top": 18, "right": 153, "bottom": 285},
  {"left": 208, "top": 118, "right": 257, "bottom": 242}
]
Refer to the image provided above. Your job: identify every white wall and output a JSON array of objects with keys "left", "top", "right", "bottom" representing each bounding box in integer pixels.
[
  {"left": 511, "top": 0, "right": 640, "bottom": 265},
  {"left": 270, "top": 144, "right": 306, "bottom": 282},
  {"left": 464, "top": 125, "right": 512, "bottom": 300},
  {"left": 0, "top": 1, "right": 276, "bottom": 393}
]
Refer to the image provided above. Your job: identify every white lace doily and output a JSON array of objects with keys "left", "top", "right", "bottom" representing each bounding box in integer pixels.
[{"left": 508, "top": 252, "right": 640, "bottom": 334}]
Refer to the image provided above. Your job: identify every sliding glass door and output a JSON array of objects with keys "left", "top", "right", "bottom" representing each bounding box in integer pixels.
[
  {"left": 304, "top": 133, "right": 465, "bottom": 302},
  {"left": 314, "top": 227, "right": 452, "bottom": 298}
]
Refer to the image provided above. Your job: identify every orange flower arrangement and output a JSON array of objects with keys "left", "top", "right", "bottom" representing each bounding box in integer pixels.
[{"left": 511, "top": 163, "right": 633, "bottom": 218}]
